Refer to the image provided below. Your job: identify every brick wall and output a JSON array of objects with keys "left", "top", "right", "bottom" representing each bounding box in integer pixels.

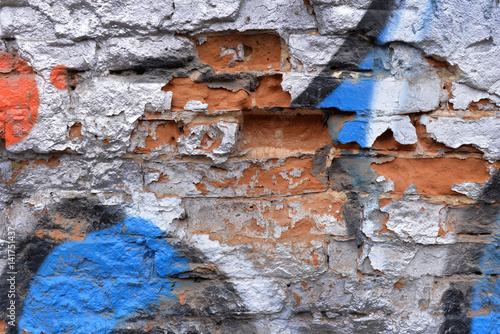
[{"left": 1, "top": 1, "right": 500, "bottom": 333}]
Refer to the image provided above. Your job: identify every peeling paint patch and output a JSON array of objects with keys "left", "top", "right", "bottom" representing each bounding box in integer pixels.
[
  {"left": 422, "top": 116, "right": 500, "bottom": 161},
  {"left": 177, "top": 122, "right": 238, "bottom": 163},
  {"left": 380, "top": 189, "right": 450, "bottom": 244},
  {"left": 147, "top": 157, "right": 326, "bottom": 198},
  {"left": 238, "top": 157, "right": 326, "bottom": 196},
  {"left": 129, "top": 120, "right": 180, "bottom": 154}
]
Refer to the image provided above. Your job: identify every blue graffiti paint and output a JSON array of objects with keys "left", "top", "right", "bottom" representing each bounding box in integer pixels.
[
  {"left": 318, "top": 77, "right": 375, "bottom": 147},
  {"left": 316, "top": 0, "right": 440, "bottom": 148},
  {"left": 470, "top": 276, "right": 500, "bottom": 333},
  {"left": 357, "top": 50, "right": 374, "bottom": 71},
  {"left": 316, "top": 78, "right": 376, "bottom": 112},
  {"left": 378, "top": 0, "right": 439, "bottom": 44},
  {"left": 377, "top": 9, "right": 401, "bottom": 44},
  {"left": 337, "top": 118, "right": 371, "bottom": 148},
  {"left": 470, "top": 216, "right": 500, "bottom": 333},
  {"left": 318, "top": 46, "right": 394, "bottom": 146},
  {"left": 419, "top": 0, "right": 439, "bottom": 41},
  {"left": 18, "top": 217, "right": 189, "bottom": 334},
  {"left": 478, "top": 235, "right": 500, "bottom": 275}
]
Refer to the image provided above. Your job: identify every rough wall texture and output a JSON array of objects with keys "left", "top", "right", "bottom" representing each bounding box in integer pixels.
[{"left": 0, "top": 0, "right": 500, "bottom": 333}]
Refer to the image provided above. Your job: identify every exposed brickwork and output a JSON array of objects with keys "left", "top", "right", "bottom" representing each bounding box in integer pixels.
[
  {"left": 196, "top": 33, "right": 284, "bottom": 72},
  {"left": 1, "top": 1, "right": 499, "bottom": 334}
]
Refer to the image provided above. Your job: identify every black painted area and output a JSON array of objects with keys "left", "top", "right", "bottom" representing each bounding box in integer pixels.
[
  {"left": 480, "top": 170, "right": 500, "bottom": 203},
  {"left": 311, "top": 146, "right": 364, "bottom": 246},
  {"left": 52, "top": 197, "right": 126, "bottom": 233},
  {"left": 439, "top": 287, "right": 471, "bottom": 334},
  {"left": 311, "top": 145, "right": 335, "bottom": 187},
  {"left": 329, "top": 159, "right": 357, "bottom": 192},
  {"left": 445, "top": 243, "right": 484, "bottom": 276},
  {"left": 112, "top": 314, "right": 258, "bottom": 334},
  {"left": 196, "top": 282, "right": 247, "bottom": 316},
  {"left": 195, "top": 71, "right": 259, "bottom": 92},
  {"left": 439, "top": 170, "right": 500, "bottom": 332},
  {"left": 110, "top": 55, "right": 195, "bottom": 75},
  {"left": 291, "top": 0, "right": 396, "bottom": 107},
  {"left": 447, "top": 203, "right": 500, "bottom": 235},
  {"left": 112, "top": 328, "right": 166, "bottom": 334},
  {"left": 327, "top": 34, "right": 376, "bottom": 71},
  {"left": 292, "top": 77, "right": 349, "bottom": 109},
  {"left": 342, "top": 193, "right": 364, "bottom": 244},
  {"left": 219, "top": 318, "right": 258, "bottom": 334},
  {"left": 0, "top": 236, "right": 58, "bottom": 334}
]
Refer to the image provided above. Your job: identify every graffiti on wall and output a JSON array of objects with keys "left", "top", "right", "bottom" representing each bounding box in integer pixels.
[{"left": 0, "top": 0, "right": 499, "bottom": 333}]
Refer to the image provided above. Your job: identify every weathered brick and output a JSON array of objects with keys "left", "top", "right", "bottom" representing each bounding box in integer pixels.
[{"left": 196, "top": 33, "right": 283, "bottom": 72}]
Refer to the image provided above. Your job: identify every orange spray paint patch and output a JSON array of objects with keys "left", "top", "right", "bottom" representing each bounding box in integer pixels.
[
  {"left": 0, "top": 52, "right": 39, "bottom": 146},
  {"left": 50, "top": 65, "right": 76, "bottom": 90}
]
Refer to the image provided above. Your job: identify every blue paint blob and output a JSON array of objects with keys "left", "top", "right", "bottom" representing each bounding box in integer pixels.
[
  {"left": 471, "top": 316, "right": 494, "bottom": 334},
  {"left": 337, "top": 118, "right": 371, "bottom": 147},
  {"left": 470, "top": 210, "right": 500, "bottom": 333},
  {"left": 470, "top": 277, "right": 500, "bottom": 334},
  {"left": 18, "top": 217, "right": 189, "bottom": 334},
  {"left": 316, "top": 78, "right": 375, "bottom": 114}
]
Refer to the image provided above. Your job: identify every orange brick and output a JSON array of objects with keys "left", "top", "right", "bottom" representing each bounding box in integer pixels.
[
  {"left": 371, "top": 158, "right": 493, "bottom": 196},
  {"left": 196, "top": 33, "right": 282, "bottom": 72},
  {"left": 68, "top": 122, "right": 82, "bottom": 139},
  {"left": 241, "top": 114, "right": 330, "bottom": 155},
  {"left": 162, "top": 78, "right": 251, "bottom": 111},
  {"left": 133, "top": 121, "right": 180, "bottom": 153},
  {"left": 254, "top": 74, "right": 291, "bottom": 108}
]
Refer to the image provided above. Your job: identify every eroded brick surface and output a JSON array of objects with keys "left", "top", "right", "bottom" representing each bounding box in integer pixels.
[
  {"left": 1, "top": 1, "right": 500, "bottom": 334},
  {"left": 196, "top": 33, "right": 284, "bottom": 72}
]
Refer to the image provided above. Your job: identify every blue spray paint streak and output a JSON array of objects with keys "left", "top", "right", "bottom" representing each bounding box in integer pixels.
[
  {"left": 419, "top": 0, "right": 439, "bottom": 42},
  {"left": 337, "top": 118, "right": 371, "bottom": 148},
  {"left": 471, "top": 217, "right": 500, "bottom": 334},
  {"left": 319, "top": 0, "right": 438, "bottom": 147},
  {"left": 316, "top": 78, "right": 375, "bottom": 113},
  {"left": 471, "top": 277, "right": 500, "bottom": 333},
  {"left": 377, "top": 3, "right": 403, "bottom": 44},
  {"left": 316, "top": 39, "right": 389, "bottom": 146},
  {"left": 18, "top": 217, "right": 189, "bottom": 334},
  {"left": 378, "top": 0, "right": 438, "bottom": 44},
  {"left": 357, "top": 50, "right": 375, "bottom": 71},
  {"left": 316, "top": 76, "right": 376, "bottom": 146}
]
